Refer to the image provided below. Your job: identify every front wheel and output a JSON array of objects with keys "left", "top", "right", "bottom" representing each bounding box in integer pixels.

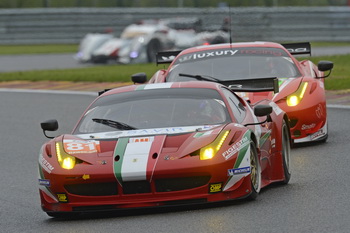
[
  {"left": 281, "top": 119, "right": 291, "bottom": 184},
  {"left": 247, "top": 141, "right": 261, "bottom": 200}
]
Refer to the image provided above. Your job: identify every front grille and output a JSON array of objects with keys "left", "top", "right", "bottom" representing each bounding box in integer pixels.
[
  {"left": 155, "top": 176, "right": 211, "bottom": 192},
  {"left": 122, "top": 181, "right": 151, "bottom": 194},
  {"left": 65, "top": 182, "right": 118, "bottom": 196}
]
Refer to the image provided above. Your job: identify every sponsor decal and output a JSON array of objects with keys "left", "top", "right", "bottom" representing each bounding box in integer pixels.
[
  {"left": 222, "top": 136, "right": 249, "bottom": 160},
  {"left": 286, "top": 47, "right": 308, "bottom": 54},
  {"left": 239, "top": 49, "right": 283, "bottom": 56},
  {"left": 177, "top": 50, "right": 238, "bottom": 63},
  {"left": 57, "top": 193, "right": 68, "bottom": 203},
  {"left": 63, "top": 139, "right": 100, "bottom": 154},
  {"left": 271, "top": 138, "right": 276, "bottom": 148},
  {"left": 39, "top": 154, "right": 54, "bottom": 174},
  {"left": 301, "top": 123, "right": 316, "bottom": 131},
  {"left": 82, "top": 174, "right": 90, "bottom": 180},
  {"left": 164, "top": 155, "right": 179, "bottom": 161},
  {"left": 38, "top": 179, "right": 51, "bottom": 187},
  {"left": 311, "top": 128, "right": 326, "bottom": 141},
  {"left": 315, "top": 104, "right": 324, "bottom": 119},
  {"left": 209, "top": 183, "right": 223, "bottom": 193},
  {"left": 228, "top": 166, "right": 251, "bottom": 176},
  {"left": 129, "top": 137, "right": 154, "bottom": 143},
  {"left": 77, "top": 125, "right": 219, "bottom": 140}
]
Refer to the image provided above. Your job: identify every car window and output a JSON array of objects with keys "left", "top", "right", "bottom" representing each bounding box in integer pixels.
[
  {"left": 167, "top": 47, "right": 300, "bottom": 82},
  {"left": 74, "top": 88, "right": 231, "bottom": 134},
  {"left": 222, "top": 88, "right": 246, "bottom": 123}
]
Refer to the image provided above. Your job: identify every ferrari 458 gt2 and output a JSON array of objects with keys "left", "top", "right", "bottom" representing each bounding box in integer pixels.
[
  {"left": 132, "top": 42, "right": 333, "bottom": 144},
  {"left": 39, "top": 80, "right": 291, "bottom": 217}
]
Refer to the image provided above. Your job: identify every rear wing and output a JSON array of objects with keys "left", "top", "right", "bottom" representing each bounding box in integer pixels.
[
  {"left": 156, "top": 50, "right": 182, "bottom": 65},
  {"left": 222, "top": 77, "right": 279, "bottom": 93},
  {"left": 282, "top": 42, "right": 311, "bottom": 56}
]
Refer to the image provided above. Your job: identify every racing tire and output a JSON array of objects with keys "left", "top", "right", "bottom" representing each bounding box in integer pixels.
[
  {"left": 247, "top": 141, "right": 261, "bottom": 200},
  {"left": 281, "top": 120, "right": 291, "bottom": 184}
]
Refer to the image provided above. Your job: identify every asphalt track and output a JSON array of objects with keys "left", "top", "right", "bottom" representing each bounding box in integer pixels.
[{"left": 0, "top": 90, "right": 350, "bottom": 233}]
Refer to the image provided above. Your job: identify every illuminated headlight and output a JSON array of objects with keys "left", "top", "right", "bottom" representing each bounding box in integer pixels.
[
  {"left": 56, "top": 142, "right": 76, "bottom": 170},
  {"left": 286, "top": 82, "right": 308, "bottom": 107},
  {"left": 200, "top": 130, "right": 230, "bottom": 160}
]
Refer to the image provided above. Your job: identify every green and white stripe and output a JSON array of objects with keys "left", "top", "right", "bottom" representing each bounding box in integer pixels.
[{"left": 113, "top": 137, "right": 154, "bottom": 184}]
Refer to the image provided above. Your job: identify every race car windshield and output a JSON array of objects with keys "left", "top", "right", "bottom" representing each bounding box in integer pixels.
[
  {"left": 74, "top": 88, "right": 230, "bottom": 134},
  {"left": 167, "top": 47, "right": 301, "bottom": 82}
]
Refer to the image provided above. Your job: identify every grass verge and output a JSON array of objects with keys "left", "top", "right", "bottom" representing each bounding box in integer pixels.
[
  {"left": 0, "top": 64, "right": 167, "bottom": 83},
  {"left": 0, "top": 44, "right": 78, "bottom": 55}
]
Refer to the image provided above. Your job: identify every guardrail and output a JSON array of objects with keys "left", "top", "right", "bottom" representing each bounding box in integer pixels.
[{"left": 0, "top": 7, "right": 349, "bottom": 44}]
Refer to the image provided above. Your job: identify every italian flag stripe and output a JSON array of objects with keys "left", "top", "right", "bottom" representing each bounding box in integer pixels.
[
  {"left": 113, "top": 137, "right": 129, "bottom": 185},
  {"left": 233, "top": 131, "right": 251, "bottom": 168},
  {"left": 259, "top": 130, "right": 271, "bottom": 147}
]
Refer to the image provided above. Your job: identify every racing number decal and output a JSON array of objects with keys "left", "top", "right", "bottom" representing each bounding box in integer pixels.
[{"left": 63, "top": 140, "right": 100, "bottom": 154}]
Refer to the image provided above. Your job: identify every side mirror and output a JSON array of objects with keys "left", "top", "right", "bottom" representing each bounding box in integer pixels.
[
  {"left": 318, "top": 60, "right": 333, "bottom": 72},
  {"left": 131, "top": 72, "right": 147, "bottom": 84},
  {"left": 254, "top": 105, "right": 272, "bottom": 117},
  {"left": 318, "top": 60, "right": 333, "bottom": 78},
  {"left": 41, "top": 119, "right": 58, "bottom": 139},
  {"left": 244, "top": 105, "right": 272, "bottom": 127}
]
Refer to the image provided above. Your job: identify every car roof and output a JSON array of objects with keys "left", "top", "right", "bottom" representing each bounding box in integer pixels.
[
  {"left": 180, "top": 41, "right": 286, "bottom": 54},
  {"left": 102, "top": 81, "right": 223, "bottom": 96}
]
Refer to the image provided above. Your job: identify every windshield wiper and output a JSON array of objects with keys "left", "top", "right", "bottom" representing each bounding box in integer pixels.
[
  {"left": 179, "top": 73, "right": 221, "bottom": 82},
  {"left": 92, "top": 118, "right": 137, "bottom": 130}
]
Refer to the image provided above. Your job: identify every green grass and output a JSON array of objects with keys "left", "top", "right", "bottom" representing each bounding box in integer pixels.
[
  {"left": 0, "top": 64, "right": 168, "bottom": 83},
  {"left": 0, "top": 44, "right": 78, "bottom": 55}
]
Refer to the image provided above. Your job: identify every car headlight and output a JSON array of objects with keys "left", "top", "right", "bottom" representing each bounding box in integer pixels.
[
  {"left": 56, "top": 142, "right": 76, "bottom": 170},
  {"left": 200, "top": 130, "right": 230, "bottom": 160},
  {"left": 286, "top": 82, "right": 308, "bottom": 107}
]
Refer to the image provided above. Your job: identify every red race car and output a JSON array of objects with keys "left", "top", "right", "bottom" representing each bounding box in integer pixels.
[
  {"left": 133, "top": 42, "right": 333, "bottom": 144},
  {"left": 39, "top": 80, "right": 290, "bottom": 217}
]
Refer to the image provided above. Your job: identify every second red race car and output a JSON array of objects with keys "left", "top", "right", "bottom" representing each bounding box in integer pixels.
[
  {"left": 132, "top": 42, "right": 333, "bottom": 144},
  {"left": 39, "top": 80, "right": 290, "bottom": 217}
]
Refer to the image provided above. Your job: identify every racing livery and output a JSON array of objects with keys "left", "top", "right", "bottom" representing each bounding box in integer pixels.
[
  {"left": 133, "top": 42, "right": 333, "bottom": 144},
  {"left": 39, "top": 81, "right": 291, "bottom": 217}
]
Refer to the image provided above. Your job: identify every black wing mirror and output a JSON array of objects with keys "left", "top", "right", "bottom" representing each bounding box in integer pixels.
[
  {"left": 318, "top": 60, "right": 333, "bottom": 78},
  {"left": 254, "top": 105, "right": 272, "bottom": 117},
  {"left": 41, "top": 119, "right": 58, "bottom": 139},
  {"left": 244, "top": 105, "right": 273, "bottom": 127},
  {"left": 131, "top": 72, "right": 147, "bottom": 84}
]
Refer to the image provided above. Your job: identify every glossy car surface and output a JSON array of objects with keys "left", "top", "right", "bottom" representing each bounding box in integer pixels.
[
  {"left": 39, "top": 81, "right": 290, "bottom": 217},
  {"left": 141, "top": 42, "right": 333, "bottom": 144}
]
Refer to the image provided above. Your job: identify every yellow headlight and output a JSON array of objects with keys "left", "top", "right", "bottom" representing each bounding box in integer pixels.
[
  {"left": 286, "top": 82, "right": 308, "bottom": 107},
  {"left": 200, "top": 130, "right": 230, "bottom": 160},
  {"left": 56, "top": 143, "right": 76, "bottom": 170}
]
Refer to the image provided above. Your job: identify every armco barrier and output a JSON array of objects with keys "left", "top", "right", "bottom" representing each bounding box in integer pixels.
[{"left": 0, "top": 7, "right": 349, "bottom": 44}]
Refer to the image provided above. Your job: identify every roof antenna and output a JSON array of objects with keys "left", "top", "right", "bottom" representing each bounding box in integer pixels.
[{"left": 228, "top": 5, "right": 233, "bottom": 48}]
